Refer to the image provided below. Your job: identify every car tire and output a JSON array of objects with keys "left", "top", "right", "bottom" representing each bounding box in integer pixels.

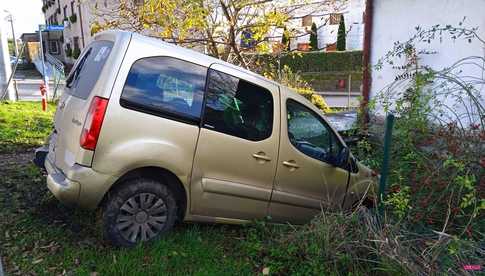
[{"left": 102, "top": 178, "right": 178, "bottom": 247}]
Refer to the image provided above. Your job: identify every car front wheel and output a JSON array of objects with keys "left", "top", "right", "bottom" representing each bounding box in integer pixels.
[{"left": 102, "top": 178, "right": 178, "bottom": 247}]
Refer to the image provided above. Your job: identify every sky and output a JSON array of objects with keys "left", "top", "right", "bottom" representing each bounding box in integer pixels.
[{"left": 1, "top": 0, "right": 45, "bottom": 39}]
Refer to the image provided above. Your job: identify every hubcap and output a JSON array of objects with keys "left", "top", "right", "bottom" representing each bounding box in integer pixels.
[{"left": 116, "top": 193, "right": 167, "bottom": 242}]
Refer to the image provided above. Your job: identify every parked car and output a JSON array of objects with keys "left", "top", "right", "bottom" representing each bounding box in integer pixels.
[{"left": 34, "top": 30, "right": 377, "bottom": 247}]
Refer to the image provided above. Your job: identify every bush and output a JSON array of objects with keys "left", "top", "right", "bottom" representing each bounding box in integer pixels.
[
  {"left": 254, "top": 51, "right": 362, "bottom": 73},
  {"left": 310, "top": 23, "right": 318, "bottom": 51},
  {"left": 337, "top": 14, "right": 346, "bottom": 51},
  {"left": 242, "top": 210, "right": 483, "bottom": 275},
  {"left": 69, "top": 14, "right": 77, "bottom": 23},
  {"left": 262, "top": 65, "right": 331, "bottom": 113},
  {"left": 72, "top": 48, "right": 81, "bottom": 59},
  {"left": 65, "top": 48, "right": 72, "bottom": 57}
]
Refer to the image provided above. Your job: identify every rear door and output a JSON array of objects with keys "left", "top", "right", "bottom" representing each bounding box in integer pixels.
[
  {"left": 48, "top": 32, "right": 131, "bottom": 171},
  {"left": 52, "top": 39, "right": 117, "bottom": 172},
  {"left": 190, "top": 64, "right": 280, "bottom": 220}
]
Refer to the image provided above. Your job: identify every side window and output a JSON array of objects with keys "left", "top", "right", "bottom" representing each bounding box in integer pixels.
[
  {"left": 287, "top": 100, "right": 342, "bottom": 163},
  {"left": 203, "top": 69, "right": 273, "bottom": 141},
  {"left": 120, "top": 57, "right": 207, "bottom": 121}
]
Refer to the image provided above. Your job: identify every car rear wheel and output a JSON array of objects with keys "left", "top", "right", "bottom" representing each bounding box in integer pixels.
[{"left": 102, "top": 178, "right": 178, "bottom": 247}]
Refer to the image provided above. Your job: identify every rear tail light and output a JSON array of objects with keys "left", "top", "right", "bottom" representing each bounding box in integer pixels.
[{"left": 80, "top": 96, "right": 109, "bottom": 151}]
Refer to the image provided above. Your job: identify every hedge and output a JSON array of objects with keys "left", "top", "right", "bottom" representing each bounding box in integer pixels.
[{"left": 255, "top": 50, "right": 362, "bottom": 73}]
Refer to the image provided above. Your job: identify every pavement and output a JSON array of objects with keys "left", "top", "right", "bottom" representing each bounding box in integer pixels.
[{"left": 11, "top": 68, "right": 63, "bottom": 101}]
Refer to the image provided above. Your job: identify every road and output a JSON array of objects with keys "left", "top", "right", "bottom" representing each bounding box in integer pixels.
[{"left": 14, "top": 79, "right": 62, "bottom": 101}]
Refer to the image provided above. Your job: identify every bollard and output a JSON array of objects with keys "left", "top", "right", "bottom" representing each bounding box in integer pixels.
[
  {"left": 39, "top": 83, "right": 48, "bottom": 111},
  {"left": 378, "top": 113, "right": 395, "bottom": 217}
]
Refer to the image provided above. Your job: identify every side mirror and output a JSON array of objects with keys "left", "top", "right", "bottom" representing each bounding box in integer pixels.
[{"left": 334, "top": 147, "right": 350, "bottom": 168}]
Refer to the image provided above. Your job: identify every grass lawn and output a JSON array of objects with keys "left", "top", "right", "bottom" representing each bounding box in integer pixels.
[
  {"left": 0, "top": 101, "right": 258, "bottom": 275},
  {"left": 0, "top": 102, "right": 56, "bottom": 153}
]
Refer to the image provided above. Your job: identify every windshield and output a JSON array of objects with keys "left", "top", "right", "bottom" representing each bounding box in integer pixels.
[{"left": 65, "top": 40, "right": 114, "bottom": 100}]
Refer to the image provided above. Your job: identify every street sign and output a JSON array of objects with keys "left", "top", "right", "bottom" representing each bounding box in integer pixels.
[{"left": 45, "top": 25, "right": 64, "bottom": 31}]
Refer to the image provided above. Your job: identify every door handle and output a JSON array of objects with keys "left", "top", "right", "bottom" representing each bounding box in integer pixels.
[
  {"left": 252, "top": 152, "right": 271, "bottom": 161},
  {"left": 282, "top": 160, "right": 299, "bottom": 169}
]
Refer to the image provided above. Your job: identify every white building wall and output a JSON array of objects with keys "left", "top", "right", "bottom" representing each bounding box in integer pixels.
[
  {"left": 370, "top": 0, "right": 485, "bottom": 123},
  {"left": 314, "top": 0, "right": 364, "bottom": 50},
  {"left": 0, "top": 21, "right": 14, "bottom": 100}
]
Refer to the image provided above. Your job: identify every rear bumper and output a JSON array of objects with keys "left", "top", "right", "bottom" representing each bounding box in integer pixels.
[
  {"left": 44, "top": 155, "right": 116, "bottom": 210},
  {"left": 45, "top": 157, "right": 81, "bottom": 207}
]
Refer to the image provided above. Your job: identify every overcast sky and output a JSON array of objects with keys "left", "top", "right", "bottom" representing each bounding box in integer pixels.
[{"left": 1, "top": 0, "right": 44, "bottom": 39}]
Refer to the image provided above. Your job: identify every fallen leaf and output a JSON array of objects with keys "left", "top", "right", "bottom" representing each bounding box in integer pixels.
[
  {"left": 262, "top": 267, "right": 270, "bottom": 275},
  {"left": 32, "top": 258, "right": 43, "bottom": 264}
]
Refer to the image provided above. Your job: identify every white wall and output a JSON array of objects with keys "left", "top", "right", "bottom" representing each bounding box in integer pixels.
[
  {"left": 370, "top": 0, "right": 485, "bottom": 124},
  {"left": 0, "top": 21, "right": 14, "bottom": 101}
]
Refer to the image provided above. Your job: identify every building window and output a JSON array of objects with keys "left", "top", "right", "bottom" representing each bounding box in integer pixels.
[
  {"left": 70, "top": 1, "right": 75, "bottom": 15},
  {"left": 48, "top": 41, "right": 59, "bottom": 54},
  {"left": 302, "top": 15, "right": 312, "bottom": 27},
  {"left": 329, "top": 13, "right": 342, "bottom": 25},
  {"left": 63, "top": 5, "right": 67, "bottom": 20}
]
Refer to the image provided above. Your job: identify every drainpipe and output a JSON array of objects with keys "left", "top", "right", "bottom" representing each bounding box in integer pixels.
[
  {"left": 361, "top": 0, "right": 374, "bottom": 126},
  {"left": 77, "top": 0, "right": 85, "bottom": 48}
]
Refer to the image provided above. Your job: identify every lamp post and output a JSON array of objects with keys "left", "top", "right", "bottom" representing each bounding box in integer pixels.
[{"left": 3, "top": 10, "right": 18, "bottom": 57}]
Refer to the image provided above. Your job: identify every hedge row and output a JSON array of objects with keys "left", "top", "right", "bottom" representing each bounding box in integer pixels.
[{"left": 255, "top": 50, "right": 363, "bottom": 73}]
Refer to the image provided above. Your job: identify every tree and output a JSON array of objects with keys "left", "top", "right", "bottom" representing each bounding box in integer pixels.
[
  {"left": 309, "top": 22, "right": 318, "bottom": 51},
  {"left": 92, "top": 0, "right": 346, "bottom": 69},
  {"left": 281, "top": 27, "right": 290, "bottom": 51},
  {"left": 336, "top": 14, "right": 346, "bottom": 51}
]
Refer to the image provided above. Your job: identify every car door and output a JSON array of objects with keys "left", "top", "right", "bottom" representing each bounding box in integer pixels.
[
  {"left": 190, "top": 64, "right": 280, "bottom": 221},
  {"left": 268, "top": 92, "right": 349, "bottom": 224}
]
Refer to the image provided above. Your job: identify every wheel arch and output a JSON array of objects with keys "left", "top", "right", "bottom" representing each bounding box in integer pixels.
[{"left": 100, "top": 166, "right": 188, "bottom": 221}]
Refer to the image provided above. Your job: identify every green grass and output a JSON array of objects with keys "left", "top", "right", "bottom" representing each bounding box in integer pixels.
[
  {"left": 0, "top": 101, "right": 56, "bottom": 153},
  {"left": 2, "top": 101, "right": 481, "bottom": 275},
  {"left": 0, "top": 101, "right": 258, "bottom": 275}
]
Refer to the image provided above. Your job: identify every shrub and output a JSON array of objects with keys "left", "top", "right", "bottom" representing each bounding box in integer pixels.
[
  {"left": 69, "top": 14, "right": 77, "bottom": 23},
  {"left": 262, "top": 64, "right": 331, "bottom": 113},
  {"left": 310, "top": 23, "right": 318, "bottom": 51},
  {"left": 72, "top": 48, "right": 81, "bottom": 59},
  {"left": 281, "top": 27, "right": 290, "bottom": 51},
  {"left": 65, "top": 48, "right": 72, "bottom": 57},
  {"left": 242, "top": 210, "right": 483, "bottom": 275},
  {"left": 336, "top": 14, "right": 346, "bottom": 51},
  {"left": 255, "top": 51, "right": 362, "bottom": 73}
]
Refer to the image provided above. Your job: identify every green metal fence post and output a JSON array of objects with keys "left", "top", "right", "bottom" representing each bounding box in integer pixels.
[{"left": 378, "top": 113, "right": 395, "bottom": 216}]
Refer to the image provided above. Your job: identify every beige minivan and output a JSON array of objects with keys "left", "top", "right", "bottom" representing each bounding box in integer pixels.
[{"left": 35, "top": 30, "right": 376, "bottom": 247}]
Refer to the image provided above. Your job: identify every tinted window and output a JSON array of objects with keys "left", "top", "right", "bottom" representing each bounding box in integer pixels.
[
  {"left": 120, "top": 57, "right": 207, "bottom": 121},
  {"left": 65, "top": 40, "right": 113, "bottom": 99},
  {"left": 287, "top": 100, "right": 342, "bottom": 163},
  {"left": 203, "top": 69, "right": 273, "bottom": 141}
]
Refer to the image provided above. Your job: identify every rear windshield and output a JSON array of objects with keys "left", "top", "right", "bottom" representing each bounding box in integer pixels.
[{"left": 65, "top": 40, "right": 114, "bottom": 100}]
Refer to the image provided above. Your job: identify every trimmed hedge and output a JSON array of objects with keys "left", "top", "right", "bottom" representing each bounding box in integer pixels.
[{"left": 254, "top": 51, "right": 362, "bottom": 73}]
